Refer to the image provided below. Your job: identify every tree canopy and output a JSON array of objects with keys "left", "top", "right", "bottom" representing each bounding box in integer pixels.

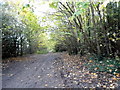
[{"left": 1, "top": 0, "right": 120, "bottom": 61}]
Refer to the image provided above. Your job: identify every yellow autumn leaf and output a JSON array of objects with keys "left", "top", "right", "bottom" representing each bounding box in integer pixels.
[
  {"left": 91, "top": 73, "right": 97, "bottom": 75},
  {"left": 112, "top": 77, "right": 117, "bottom": 80},
  {"left": 99, "top": 4, "right": 104, "bottom": 10},
  {"left": 116, "top": 73, "right": 120, "bottom": 77},
  {"left": 116, "top": 38, "right": 120, "bottom": 40},
  {"left": 94, "top": 67, "right": 99, "bottom": 70},
  {"left": 89, "top": 60, "right": 93, "bottom": 63}
]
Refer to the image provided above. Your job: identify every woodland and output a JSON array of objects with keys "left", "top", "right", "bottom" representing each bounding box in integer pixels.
[
  {"left": 1, "top": 0, "right": 120, "bottom": 83},
  {"left": 2, "top": 1, "right": 120, "bottom": 58}
]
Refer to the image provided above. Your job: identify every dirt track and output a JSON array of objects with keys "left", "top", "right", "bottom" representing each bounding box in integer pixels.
[
  {"left": 2, "top": 53, "right": 120, "bottom": 89},
  {"left": 2, "top": 53, "right": 65, "bottom": 88}
]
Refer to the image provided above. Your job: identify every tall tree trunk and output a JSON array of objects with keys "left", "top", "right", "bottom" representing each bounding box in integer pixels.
[{"left": 89, "top": 1, "right": 101, "bottom": 56}]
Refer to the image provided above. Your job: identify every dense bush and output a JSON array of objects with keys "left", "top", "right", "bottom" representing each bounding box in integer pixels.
[{"left": 55, "top": 43, "right": 67, "bottom": 52}]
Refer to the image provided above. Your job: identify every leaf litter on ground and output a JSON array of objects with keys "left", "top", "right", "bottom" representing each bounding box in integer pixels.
[{"left": 55, "top": 53, "right": 120, "bottom": 88}]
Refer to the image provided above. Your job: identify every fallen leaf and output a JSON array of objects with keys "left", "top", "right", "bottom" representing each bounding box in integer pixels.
[
  {"left": 89, "top": 60, "right": 93, "bottom": 63},
  {"left": 112, "top": 77, "right": 117, "bottom": 81},
  {"left": 115, "top": 73, "right": 120, "bottom": 77}
]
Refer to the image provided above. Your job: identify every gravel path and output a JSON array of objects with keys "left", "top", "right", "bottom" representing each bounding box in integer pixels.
[{"left": 2, "top": 53, "right": 65, "bottom": 88}]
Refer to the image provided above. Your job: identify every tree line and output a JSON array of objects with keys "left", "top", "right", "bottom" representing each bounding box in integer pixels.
[
  {"left": 1, "top": 1, "right": 120, "bottom": 61},
  {"left": 49, "top": 1, "right": 120, "bottom": 60},
  {"left": 1, "top": 2, "right": 47, "bottom": 59}
]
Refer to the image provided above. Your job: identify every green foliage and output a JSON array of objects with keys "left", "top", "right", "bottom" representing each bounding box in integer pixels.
[
  {"left": 36, "top": 50, "right": 48, "bottom": 54},
  {"left": 73, "top": 2, "right": 89, "bottom": 16},
  {"left": 49, "top": 2, "right": 58, "bottom": 9},
  {"left": 85, "top": 57, "right": 120, "bottom": 74},
  {"left": 55, "top": 43, "right": 67, "bottom": 52},
  {"left": 53, "top": 1, "right": 120, "bottom": 58},
  {"left": 2, "top": 1, "right": 50, "bottom": 58},
  {"left": 2, "top": 0, "right": 120, "bottom": 62}
]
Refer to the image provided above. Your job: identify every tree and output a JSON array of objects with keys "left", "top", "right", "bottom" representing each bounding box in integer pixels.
[{"left": 49, "top": 1, "right": 120, "bottom": 59}]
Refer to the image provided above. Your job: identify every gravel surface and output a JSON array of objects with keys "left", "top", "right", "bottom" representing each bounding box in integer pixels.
[
  {"left": 2, "top": 53, "right": 120, "bottom": 89},
  {"left": 2, "top": 53, "right": 65, "bottom": 88}
]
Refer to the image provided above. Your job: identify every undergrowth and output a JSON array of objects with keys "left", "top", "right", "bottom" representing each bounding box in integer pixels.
[
  {"left": 36, "top": 50, "right": 48, "bottom": 54},
  {"left": 84, "top": 56, "right": 120, "bottom": 74}
]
